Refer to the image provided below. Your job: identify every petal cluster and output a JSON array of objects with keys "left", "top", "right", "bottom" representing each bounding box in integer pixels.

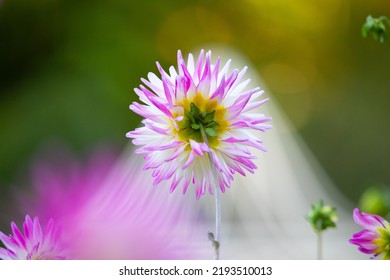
[
  {"left": 0, "top": 215, "right": 65, "bottom": 260},
  {"left": 127, "top": 50, "right": 271, "bottom": 198},
  {"left": 349, "top": 208, "right": 390, "bottom": 259}
]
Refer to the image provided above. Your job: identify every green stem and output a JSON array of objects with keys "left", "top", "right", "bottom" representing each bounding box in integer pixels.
[
  {"left": 213, "top": 182, "right": 221, "bottom": 260},
  {"left": 317, "top": 231, "right": 322, "bottom": 260},
  {"left": 200, "top": 124, "right": 221, "bottom": 260}
]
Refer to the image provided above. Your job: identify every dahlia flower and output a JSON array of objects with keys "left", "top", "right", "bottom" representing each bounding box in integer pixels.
[
  {"left": 349, "top": 208, "right": 390, "bottom": 259},
  {"left": 127, "top": 50, "right": 271, "bottom": 198},
  {"left": 0, "top": 215, "right": 65, "bottom": 260},
  {"left": 18, "top": 147, "right": 207, "bottom": 259}
]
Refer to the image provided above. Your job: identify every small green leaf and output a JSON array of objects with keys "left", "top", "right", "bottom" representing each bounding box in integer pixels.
[
  {"left": 380, "top": 26, "right": 388, "bottom": 42},
  {"left": 191, "top": 123, "right": 200, "bottom": 130},
  {"left": 185, "top": 112, "right": 195, "bottom": 124},
  {"left": 207, "top": 231, "right": 220, "bottom": 251},
  {"left": 203, "top": 110, "right": 216, "bottom": 123},
  {"left": 213, "top": 240, "right": 220, "bottom": 250},
  {"left": 205, "top": 120, "right": 220, "bottom": 128},
  {"left": 205, "top": 127, "right": 217, "bottom": 137},
  {"left": 361, "top": 24, "right": 370, "bottom": 38},
  {"left": 190, "top": 103, "right": 200, "bottom": 117}
]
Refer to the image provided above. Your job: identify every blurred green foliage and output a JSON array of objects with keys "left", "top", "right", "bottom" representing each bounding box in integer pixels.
[
  {"left": 359, "top": 185, "right": 390, "bottom": 220},
  {"left": 1, "top": 0, "right": 390, "bottom": 210},
  {"left": 362, "top": 15, "right": 389, "bottom": 43}
]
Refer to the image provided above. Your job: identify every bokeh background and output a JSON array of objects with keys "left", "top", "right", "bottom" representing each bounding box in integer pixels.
[{"left": 1, "top": 0, "right": 390, "bottom": 258}]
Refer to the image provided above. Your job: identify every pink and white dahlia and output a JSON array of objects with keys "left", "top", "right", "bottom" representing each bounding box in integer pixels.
[
  {"left": 349, "top": 208, "right": 390, "bottom": 259},
  {"left": 127, "top": 50, "right": 271, "bottom": 199},
  {"left": 0, "top": 215, "right": 65, "bottom": 260}
]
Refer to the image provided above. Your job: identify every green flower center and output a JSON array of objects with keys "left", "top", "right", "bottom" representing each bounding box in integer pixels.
[
  {"left": 178, "top": 102, "right": 220, "bottom": 143},
  {"left": 174, "top": 94, "right": 229, "bottom": 147}
]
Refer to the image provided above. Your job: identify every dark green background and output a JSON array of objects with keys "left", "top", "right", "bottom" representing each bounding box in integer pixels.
[{"left": 1, "top": 0, "right": 390, "bottom": 219}]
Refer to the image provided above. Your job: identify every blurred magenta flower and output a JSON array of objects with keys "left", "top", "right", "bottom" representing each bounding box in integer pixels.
[
  {"left": 0, "top": 215, "right": 66, "bottom": 260},
  {"left": 349, "top": 208, "right": 390, "bottom": 259},
  {"left": 127, "top": 50, "right": 271, "bottom": 199},
  {"left": 17, "top": 147, "right": 207, "bottom": 259}
]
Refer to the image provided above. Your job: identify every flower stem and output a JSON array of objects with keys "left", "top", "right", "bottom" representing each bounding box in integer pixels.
[
  {"left": 214, "top": 183, "right": 221, "bottom": 260},
  {"left": 199, "top": 123, "right": 221, "bottom": 260},
  {"left": 317, "top": 231, "right": 322, "bottom": 260}
]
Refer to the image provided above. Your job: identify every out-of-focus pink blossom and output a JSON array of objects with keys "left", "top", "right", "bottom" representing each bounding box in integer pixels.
[
  {"left": 17, "top": 147, "right": 207, "bottom": 259},
  {"left": 0, "top": 215, "right": 66, "bottom": 260}
]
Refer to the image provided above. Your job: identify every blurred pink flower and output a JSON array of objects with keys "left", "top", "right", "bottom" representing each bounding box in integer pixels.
[
  {"left": 0, "top": 215, "right": 66, "bottom": 260},
  {"left": 127, "top": 50, "right": 271, "bottom": 199},
  {"left": 17, "top": 147, "right": 207, "bottom": 259},
  {"left": 349, "top": 208, "right": 390, "bottom": 259}
]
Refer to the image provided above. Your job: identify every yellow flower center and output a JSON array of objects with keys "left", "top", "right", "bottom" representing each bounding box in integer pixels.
[
  {"left": 174, "top": 93, "right": 229, "bottom": 148},
  {"left": 373, "top": 227, "right": 390, "bottom": 259}
]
